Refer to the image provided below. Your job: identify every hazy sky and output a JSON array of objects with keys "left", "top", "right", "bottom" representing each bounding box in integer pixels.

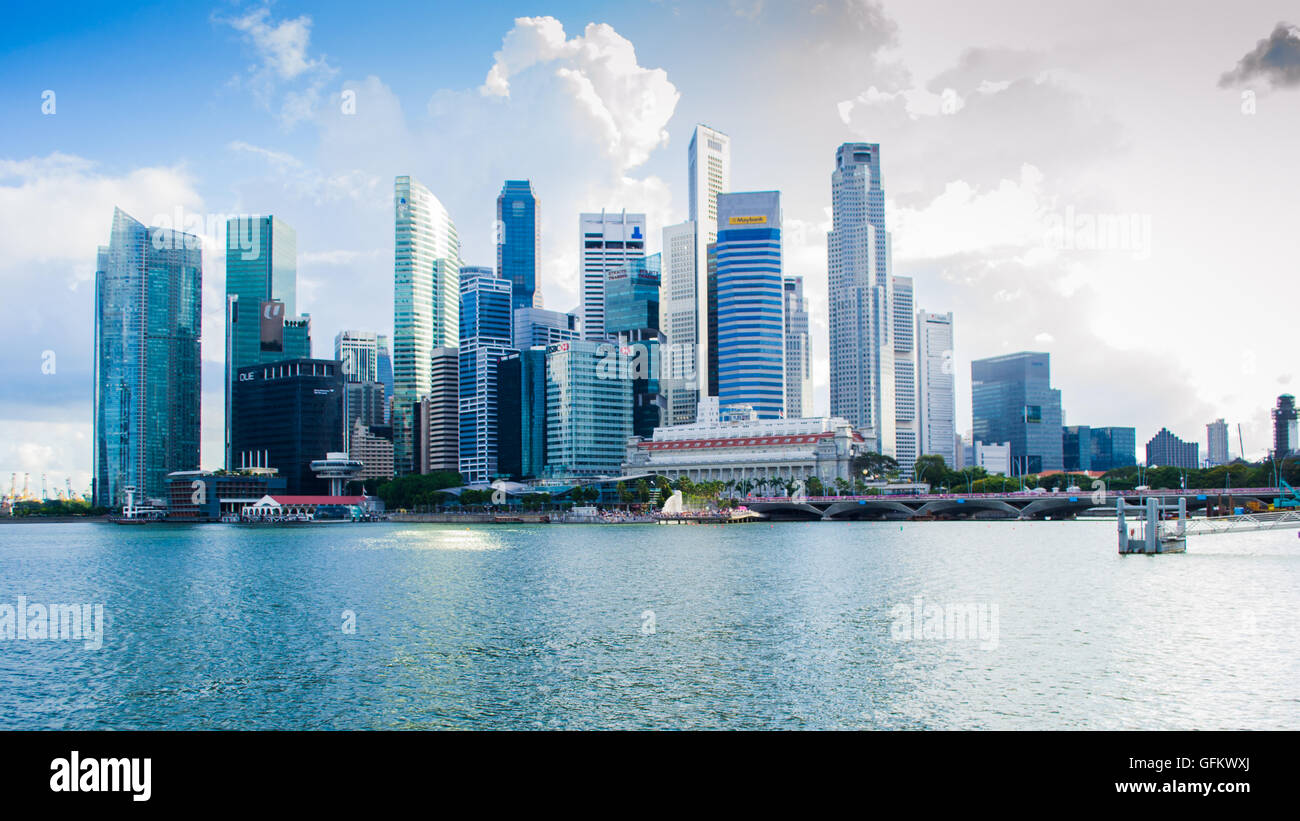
[{"left": 3, "top": 1, "right": 1299, "bottom": 493}]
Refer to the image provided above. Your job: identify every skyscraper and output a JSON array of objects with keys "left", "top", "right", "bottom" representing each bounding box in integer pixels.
[
  {"left": 459, "top": 266, "right": 515, "bottom": 484},
  {"left": 223, "top": 215, "right": 308, "bottom": 469},
  {"left": 661, "top": 220, "right": 699, "bottom": 425},
  {"left": 1273, "top": 395, "right": 1297, "bottom": 458},
  {"left": 714, "top": 191, "right": 785, "bottom": 419},
  {"left": 393, "top": 175, "right": 461, "bottom": 474},
  {"left": 334, "top": 330, "right": 383, "bottom": 452},
  {"left": 892, "top": 275, "right": 917, "bottom": 473},
  {"left": 916, "top": 310, "right": 956, "bottom": 466},
  {"left": 782, "top": 276, "right": 812, "bottom": 419},
  {"left": 497, "top": 348, "right": 548, "bottom": 480},
  {"left": 93, "top": 207, "right": 202, "bottom": 506},
  {"left": 1207, "top": 418, "right": 1230, "bottom": 466},
  {"left": 230, "top": 359, "right": 344, "bottom": 495},
  {"left": 1090, "top": 426, "right": 1136, "bottom": 471},
  {"left": 688, "top": 124, "right": 731, "bottom": 403},
  {"left": 971, "top": 351, "right": 1063, "bottom": 474},
  {"left": 497, "top": 180, "right": 541, "bottom": 311},
  {"left": 606, "top": 254, "right": 666, "bottom": 438},
  {"left": 545, "top": 339, "right": 632, "bottom": 478},
  {"left": 416, "top": 347, "right": 459, "bottom": 475},
  {"left": 334, "top": 330, "right": 379, "bottom": 383},
  {"left": 828, "top": 142, "right": 895, "bottom": 455},
  {"left": 579, "top": 210, "right": 646, "bottom": 340}
]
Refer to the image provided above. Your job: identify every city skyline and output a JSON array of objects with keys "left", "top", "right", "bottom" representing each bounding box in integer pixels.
[{"left": 6, "top": 2, "right": 1300, "bottom": 490}]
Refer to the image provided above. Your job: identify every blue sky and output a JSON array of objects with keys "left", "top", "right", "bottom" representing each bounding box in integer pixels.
[{"left": 4, "top": 1, "right": 1300, "bottom": 493}]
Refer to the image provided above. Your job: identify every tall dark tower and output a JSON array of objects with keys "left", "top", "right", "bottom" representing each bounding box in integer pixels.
[{"left": 1273, "top": 394, "right": 1297, "bottom": 458}]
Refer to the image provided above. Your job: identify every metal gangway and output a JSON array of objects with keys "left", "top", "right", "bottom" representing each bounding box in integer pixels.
[
  {"left": 1182, "top": 509, "right": 1300, "bottom": 537},
  {"left": 1117, "top": 497, "right": 1186, "bottom": 554}
]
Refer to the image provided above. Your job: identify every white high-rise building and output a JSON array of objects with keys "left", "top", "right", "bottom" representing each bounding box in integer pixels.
[
  {"left": 828, "top": 142, "right": 894, "bottom": 456},
  {"left": 688, "top": 125, "right": 731, "bottom": 402},
  {"left": 782, "top": 275, "right": 813, "bottom": 419},
  {"left": 1206, "top": 418, "right": 1230, "bottom": 466},
  {"left": 662, "top": 220, "right": 699, "bottom": 425},
  {"left": 334, "top": 330, "right": 379, "bottom": 384},
  {"left": 393, "top": 175, "right": 460, "bottom": 474},
  {"left": 578, "top": 210, "right": 646, "bottom": 341},
  {"left": 892, "top": 275, "right": 917, "bottom": 474},
  {"left": 916, "top": 310, "right": 956, "bottom": 467}
]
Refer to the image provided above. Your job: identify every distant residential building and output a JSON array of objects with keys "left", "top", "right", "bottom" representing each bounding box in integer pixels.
[
  {"left": 349, "top": 420, "right": 394, "bottom": 481},
  {"left": 971, "top": 351, "right": 1063, "bottom": 474},
  {"left": 230, "top": 359, "right": 344, "bottom": 495},
  {"left": 224, "top": 215, "right": 309, "bottom": 469},
  {"left": 579, "top": 210, "right": 646, "bottom": 341},
  {"left": 975, "top": 442, "right": 1011, "bottom": 476},
  {"left": 513, "top": 307, "right": 579, "bottom": 349},
  {"left": 497, "top": 348, "right": 548, "bottom": 480},
  {"left": 393, "top": 175, "right": 460, "bottom": 475},
  {"left": 497, "top": 180, "right": 541, "bottom": 311},
  {"left": 545, "top": 339, "right": 632, "bottom": 478},
  {"left": 916, "top": 310, "right": 956, "bottom": 466},
  {"left": 1207, "top": 418, "right": 1230, "bottom": 466},
  {"left": 1273, "top": 395, "right": 1298, "bottom": 458},
  {"left": 1146, "top": 427, "right": 1199, "bottom": 470},
  {"left": 624, "top": 415, "right": 863, "bottom": 484},
  {"left": 715, "top": 190, "right": 785, "bottom": 419},
  {"left": 892, "top": 275, "right": 916, "bottom": 474},
  {"left": 661, "top": 221, "right": 699, "bottom": 426},
  {"left": 93, "top": 207, "right": 202, "bottom": 506},
  {"left": 459, "top": 267, "right": 515, "bottom": 484},
  {"left": 783, "top": 276, "right": 813, "bottom": 420},
  {"left": 415, "top": 347, "right": 459, "bottom": 475},
  {"left": 829, "top": 142, "right": 895, "bottom": 456}
]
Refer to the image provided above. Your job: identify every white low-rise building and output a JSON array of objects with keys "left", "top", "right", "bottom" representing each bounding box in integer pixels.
[{"left": 622, "top": 414, "right": 864, "bottom": 483}]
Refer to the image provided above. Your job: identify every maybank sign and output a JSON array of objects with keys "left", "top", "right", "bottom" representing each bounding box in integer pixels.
[{"left": 728, "top": 215, "right": 768, "bottom": 225}]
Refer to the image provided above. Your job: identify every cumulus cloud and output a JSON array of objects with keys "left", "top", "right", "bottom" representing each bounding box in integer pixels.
[
  {"left": 1219, "top": 22, "right": 1300, "bottom": 89},
  {"left": 219, "top": 6, "right": 338, "bottom": 127},
  {"left": 480, "top": 17, "right": 679, "bottom": 170}
]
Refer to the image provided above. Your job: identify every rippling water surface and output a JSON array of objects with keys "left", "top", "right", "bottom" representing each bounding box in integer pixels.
[{"left": 0, "top": 520, "right": 1296, "bottom": 729}]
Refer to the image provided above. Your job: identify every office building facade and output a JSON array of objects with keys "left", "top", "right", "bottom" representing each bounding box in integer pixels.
[
  {"left": 497, "top": 180, "right": 541, "bottom": 311},
  {"left": 828, "top": 142, "right": 895, "bottom": 454},
  {"left": 223, "top": 215, "right": 308, "bottom": 469},
  {"left": 545, "top": 340, "right": 632, "bottom": 478},
  {"left": 1273, "top": 395, "right": 1297, "bottom": 458},
  {"left": 661, "top": 220, "right": 699, "bottom": 425},
  {"left": 782, "top": 276, "right": 813, "bottom": 420},
  {"left": 513, "top": 307, "right": 580, "bottom": 349},
  {"left": 971, "top": 351, "right": 1064, "bottom": 474},
  {"left": 892, "top": 275, "right": 917, "bottom": 473},
  {"left": 606, "top": 254, "right": 665, "bottom": 438},
  {"left": 416, "top": 346, "right": 459, "bottom": 475},
  {"left": 688, "top": 125, "right": 731, "bottom": 405},
  {"left": 93, "top": 207, "right": 203, "bottom": 506},
  {"left": 715, "top": 191, "right": 785, "bottom": 419},
  {"left": 578, "top": 210, "right": 646, "bottom": 341},
  {"left": 497, "top": 348, "right": 548, "bottom": 480},
  {"left": 459, "top": 267, "right": 515, "bottom": 483},
  {"left": 230, "top": 359, "right": 344, "bottom": 495},
  {"left": 393, "top": 175, "right": 460, "bottom": 474},
  {"left": 916, "top": 310, "right": 956, "bottom": 467}
]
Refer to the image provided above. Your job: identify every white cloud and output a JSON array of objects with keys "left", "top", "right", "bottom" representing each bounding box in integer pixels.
[{"left": 219, "top": 7, "right": 338, "bottom": 128}]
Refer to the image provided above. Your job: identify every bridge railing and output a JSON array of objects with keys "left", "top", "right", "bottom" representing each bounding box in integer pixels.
[{"left": 746, "top": 488, "right": 1283, "bottom": 504}]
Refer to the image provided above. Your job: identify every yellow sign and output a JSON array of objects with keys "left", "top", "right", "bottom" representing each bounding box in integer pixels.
[{"left": 728, "top": 215, "right": 767, "bottom": 225}]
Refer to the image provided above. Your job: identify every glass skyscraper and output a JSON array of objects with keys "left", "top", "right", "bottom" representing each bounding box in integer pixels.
[
  {"left": 223, "top": 215, "right": 308, "bottom": 469},
  {"left": 497, "top": 180, "right": 541, "bottom": 312},
  {"left": 544, "top": 339, "right": 632, "bottom": 478},
  {"left": 458, "top": 266, "right": 515, "bottom": 484},
  {"left": 828, "top": 142, "right": 895, "bottom": 455},
  {"left": 605, "top": 253, "right": 665, "bottom": 438},
  {"left": 93, "top": 207, "right": 202, "bottom": 506},
  {"left": 497, "top": 348, "right": 548, "bottom": 480},
  {"left": 578, "top": 210, "right": 646, "bottom": 340},
  {"left": 393, "top": 175, "right": 460, "bottom": 474},
  {"left": 715, "top": 191, "right": 785, "bottom": 419},
  {"left": 971, "top": 351, "right": 1064, "bottom": 474}
]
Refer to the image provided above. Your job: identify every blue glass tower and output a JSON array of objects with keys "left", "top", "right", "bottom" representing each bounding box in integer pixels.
[
  {"left": 93, "top": 208, "right": 202, "bottom": 506},
  {"left": 714, "top": 191, "right": 785, "bottom": 419},
  {"left": 459, "top": 266, "right": 516, "bottom": 483},
  {"left": 497, "top": 180, "right": 541, "bottom": 312},
  {"left": 971, "top": 351, "right": 1064, "bottom": 474},
  {"left": 605, "top": 253, "right": 665, "bottom": 437}
]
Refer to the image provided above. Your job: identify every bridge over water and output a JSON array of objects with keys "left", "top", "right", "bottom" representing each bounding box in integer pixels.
[{"left": 744, "top": 488, "right": 1285, "bottom": 521}]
